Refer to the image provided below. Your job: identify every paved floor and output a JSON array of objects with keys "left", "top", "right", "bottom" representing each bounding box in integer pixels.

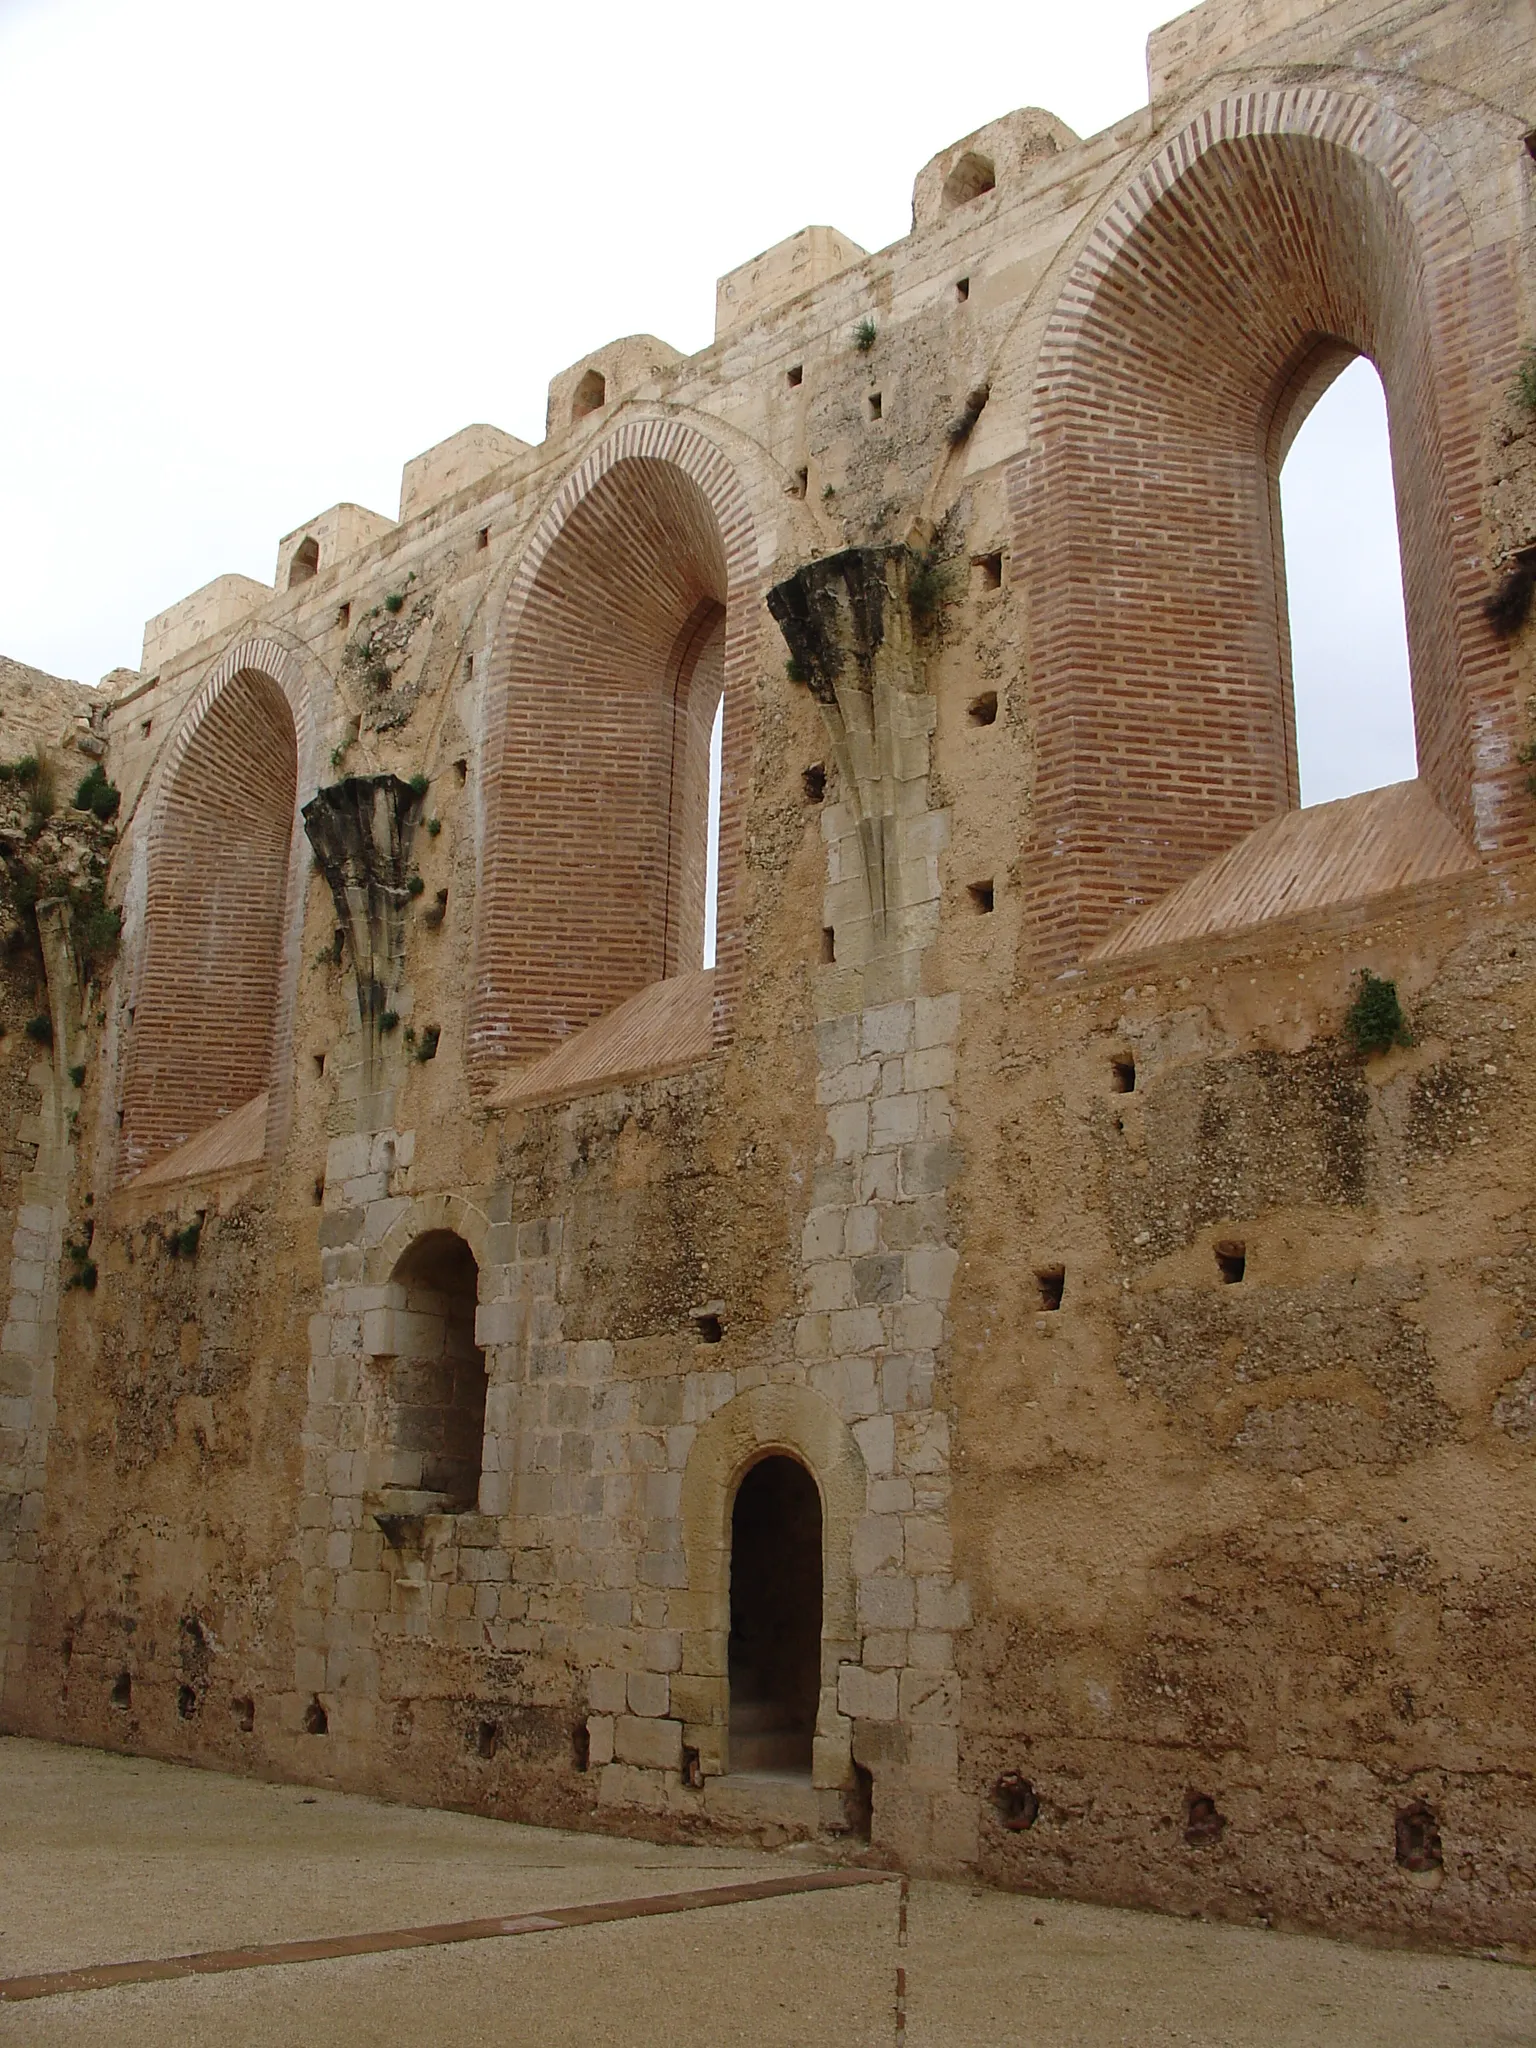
[{"left": 1, "top": 1736, "right": 1533, "bottom": 2045}]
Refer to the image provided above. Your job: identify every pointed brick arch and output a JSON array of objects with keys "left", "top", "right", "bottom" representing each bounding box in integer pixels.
[
  {"left": 471, "top": 416, "right": 757, "bottom": 1083},
  {"left": 1012, "top": 86, "right": 1524, "bottom": 968},
  {"left": 118, "top": 638, "right": 311, "bottom": 1181}
]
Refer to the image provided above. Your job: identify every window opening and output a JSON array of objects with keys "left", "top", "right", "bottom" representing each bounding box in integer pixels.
[
  {"left": 820, "top": 926, "right": 836, "bottom": 964},
  {"left": 802, "top": 763, "right": 826, "bottom": 803},
  {"left": 786, "top": 364, "right": 803, "bottom": 389},
  {"left": 288, "top": 536, "right": 320, "bottom": 588},
  {"left": 476, "top": 526, "right": 490, "bottom": 550},
  {"left": 866, "top": 392, "right": 882, "bottom": 421},
  {"left": 967, "top": 691, "right": 998, "bottom": 727},
  {"left": 337, "top": 602, "right": 351, "bottom": 630},
  {"left": 1215, "top": 1240, "right": 1246, "bottom": 1284},
  {"left": 1279, "top": 355, "right": 1415, "bottom": 806},
  {"left": 968, "top": 879, "right": 995, "bottom": 914},
  {"left": 942, "top": 152, "right": 995, "bottom": 208},
  {"left": 728, "top": 1455, "right": 822, "bottom": 1775},
  {"left": 1110, "top": 1056, "right": 1136, "bottom": 1094},
  {"left": 571, "top": 368, "right": 606, "bottom": 422},
  {"left": 1035, "top": 1266, "right": 1065, "bottom": 1311},
  {"left": 702, "top": 693, "right": 723, "bottom": 970},
  {"left": 955, "top": 277, "right": 970, "bottom": 303},
  {"left": 972, "top": 551, "right": 1003, "bottom": 591}
]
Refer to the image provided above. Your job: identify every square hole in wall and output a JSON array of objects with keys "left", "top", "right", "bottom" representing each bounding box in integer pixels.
[
  {"left": 476, "top": 526, "right": 490, "bottom": 550},
  {"left": 803, "top": 763, "right": 826, "bottom": 803},
  {"left": 867, "top": 392, "right": 882, "bottom": 421},
  {"left": 140, "top": 717, "right": 152, "bottom": 738},
  {"left": 968, "top": 879, "right": 995, "bottom": 914},
  {"left": 967, "top": 691, "right": 998, "bottom": 727},
  {"left": 1525, "top": 129, "right": 1536, "bottom": 161},
  {"left": 465, "top": 652, "right": 475, "bottom": 679},
  {"left": 790, "top": 466, "right": 808, "bottom": 499},
  {"left": 821, "top": 926, "right": 836, "bottom": 964},
  {"left": 337, "top": 601, "right": 351, "bottom": 630},
  {"left": 786, "top": 363, "right": 803, "bottom": 388},
  {"left": 1035, "top": 1266, "right": 1065, "bottom": 1312},
  {"left": 1215, "top": 1240, "right": 1246, "bottom": 1284},
  {"left": 1110, "top": 1055, "right": 1136, "bottom": 1094},
  {"left": 312, "top": 1052, "right": 325, "bottom": 1078},
  {"left": 955, "top": 277, "right": 970, "bottom": 302},
  {"left": 455, "top": 758, "right": 468, "bottom": 784},
  {"left": 693, "top": 1309, "right": 724, "bottom": 1344},
  {"left": 972, "top": 551, "right": 1003, "bottom": 590}
]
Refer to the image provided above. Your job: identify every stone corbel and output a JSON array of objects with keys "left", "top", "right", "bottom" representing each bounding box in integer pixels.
[
  {"left": 767, "top": 546, "right": 934, "bottom": 945},
  {"left": 302, "top": 775, "right": 422, "bottom": 1097}
]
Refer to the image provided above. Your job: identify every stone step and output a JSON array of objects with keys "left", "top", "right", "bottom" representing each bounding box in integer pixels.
[
  {"left": 703, "top": 1769, "right": 830, "bottom": 1832},
  {"left": 730, "top": 1729, "right": 812, "bottom": 1771}
]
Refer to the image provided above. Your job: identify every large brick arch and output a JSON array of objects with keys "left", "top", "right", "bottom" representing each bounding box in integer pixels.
[
  {"left": 471, "top": 416, "right": 757, "bottom": 1078},
  {"left": 1012, "top": 87, "right": 1523, "bottom": 968},
  {"left": 118, "top": 639, "right": 306, "bottom": 1180}
]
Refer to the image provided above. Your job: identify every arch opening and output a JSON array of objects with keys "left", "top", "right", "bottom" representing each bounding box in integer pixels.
[
  {"left": 120, "top": 665, "right": 297, "bottom": 1180},
  {"left": 571, "top": 368, "right": 606, "bottom": 422},
  {"left": 372, "top": 1230, "right": 487, "bottom": 1512},
  {"left": 288, "top": 536, "right": 319, "bottom": 588},
  {"left": 1018, "top": 112, "right": 1487, "bottom": 965},
  {"left": 1277, "top": 353, "right": 1416, "bottom": 806},
  {"left": 479, "top": 452, "right": 733, "bottom": 1062},
  {"left": 728, "top": 1454, "right": 822, "bottom": 1775},
  {"left": 943, "top": 151, "right": 995, "bottom": 208}
]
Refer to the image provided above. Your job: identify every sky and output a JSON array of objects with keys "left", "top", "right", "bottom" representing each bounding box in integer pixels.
[{"left": 0, "top": 0, "right": 1415, "bottom": 810}]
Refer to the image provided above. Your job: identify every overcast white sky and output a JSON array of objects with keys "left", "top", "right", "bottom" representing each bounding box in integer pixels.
[{"left": 0, "top": 0, "right": 1413, "bottom": 807}]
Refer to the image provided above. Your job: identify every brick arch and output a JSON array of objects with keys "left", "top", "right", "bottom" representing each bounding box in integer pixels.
[
  {"left": 471, "top": 416, "right": 757, "bottom": 1079},
  {"left": 1012, "top": 86, "right": 1523, "bottom": 968},
  {"left": 118, "top": 639, "right": 310, "bottom": 1180}
]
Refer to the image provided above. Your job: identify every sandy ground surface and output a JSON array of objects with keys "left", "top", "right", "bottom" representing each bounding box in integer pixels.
[{"left": 1, "top": 1736, "right": 1533, "bottom": 2046}]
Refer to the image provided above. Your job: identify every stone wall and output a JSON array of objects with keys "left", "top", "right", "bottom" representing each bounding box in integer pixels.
[{"left": 2, "top": 0, "right": 1535, "bottom": 1957}]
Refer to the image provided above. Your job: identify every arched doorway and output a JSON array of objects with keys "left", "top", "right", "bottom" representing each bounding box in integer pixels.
[{"left": 728, "top": 1455, "right": 822, "bottom": 1775}]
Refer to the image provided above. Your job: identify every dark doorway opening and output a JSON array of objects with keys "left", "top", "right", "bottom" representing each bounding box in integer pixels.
[{"left": 728, "top": 1455, "right": 822, "bottom": 1774}]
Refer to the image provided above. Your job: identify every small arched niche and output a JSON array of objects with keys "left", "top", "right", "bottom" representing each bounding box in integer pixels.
[
  {"left": 371, "top": 1230, "right": 487, "bottom": 1512},
  {"left": 728, "top": 1454, "right": 823, "bottom": 1775},
  {"left": 287, "top": 536, "right": 320, "bottom": 588},
  {"left": 942, "top": 151, "right": 995, "bottom": 208},
  {"left": 571, "top": 368, "right": 607, "bottom": 423}
]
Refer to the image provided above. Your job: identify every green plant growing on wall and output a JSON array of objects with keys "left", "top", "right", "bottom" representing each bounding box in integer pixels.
[
  {"left": 70, "top": 878, "right": 121, "bottom": 977},
  {"left": 853, "top": 318, "right": 877, "bottom": 353},
  {"left": 1343, "top": 969, "right": 1412, "bottom": 1056},
  {"left": 379, "top": 1009, "right": 400, "bottom": 1032},
  {"left": 406, "top": 873, "right": 425, "bottom": 897},
  {"left": 64, "top": 1222, "right": 96, "bottom": 1292},
  {"left": 72, "top": 765, "right": 121, "bottom": 821},
  {"left": 24, "top": 1013, "right": 52, "bottom": 1046},
  {"left": 785, "top": 656, "right": 810, "bottom": 685},
  {"left": 166, "top": 1219, "right": 202, "bottom": 1259},
  {"left": 384, "top": 591, "right": 406, "bottom": 615},
  {"left": 22, "top": 758, "right": 55, "bottom": 835},
  {"left": 68, "top": 1064, "right": 85, "bottom": 1088},
  {"left": 1516, "top": 343, "right": 1536, "bottom": 416},
  {"left": 407, "top": 773, "right": 429, "bottom": 797},
  {"left": 427, "top": 816, "right": 441, "bottom": 837}
]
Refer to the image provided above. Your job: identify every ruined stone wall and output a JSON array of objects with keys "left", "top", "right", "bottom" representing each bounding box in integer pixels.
[{"left": 2, "top": 0, "right": 1536, "bottom": 1959}]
